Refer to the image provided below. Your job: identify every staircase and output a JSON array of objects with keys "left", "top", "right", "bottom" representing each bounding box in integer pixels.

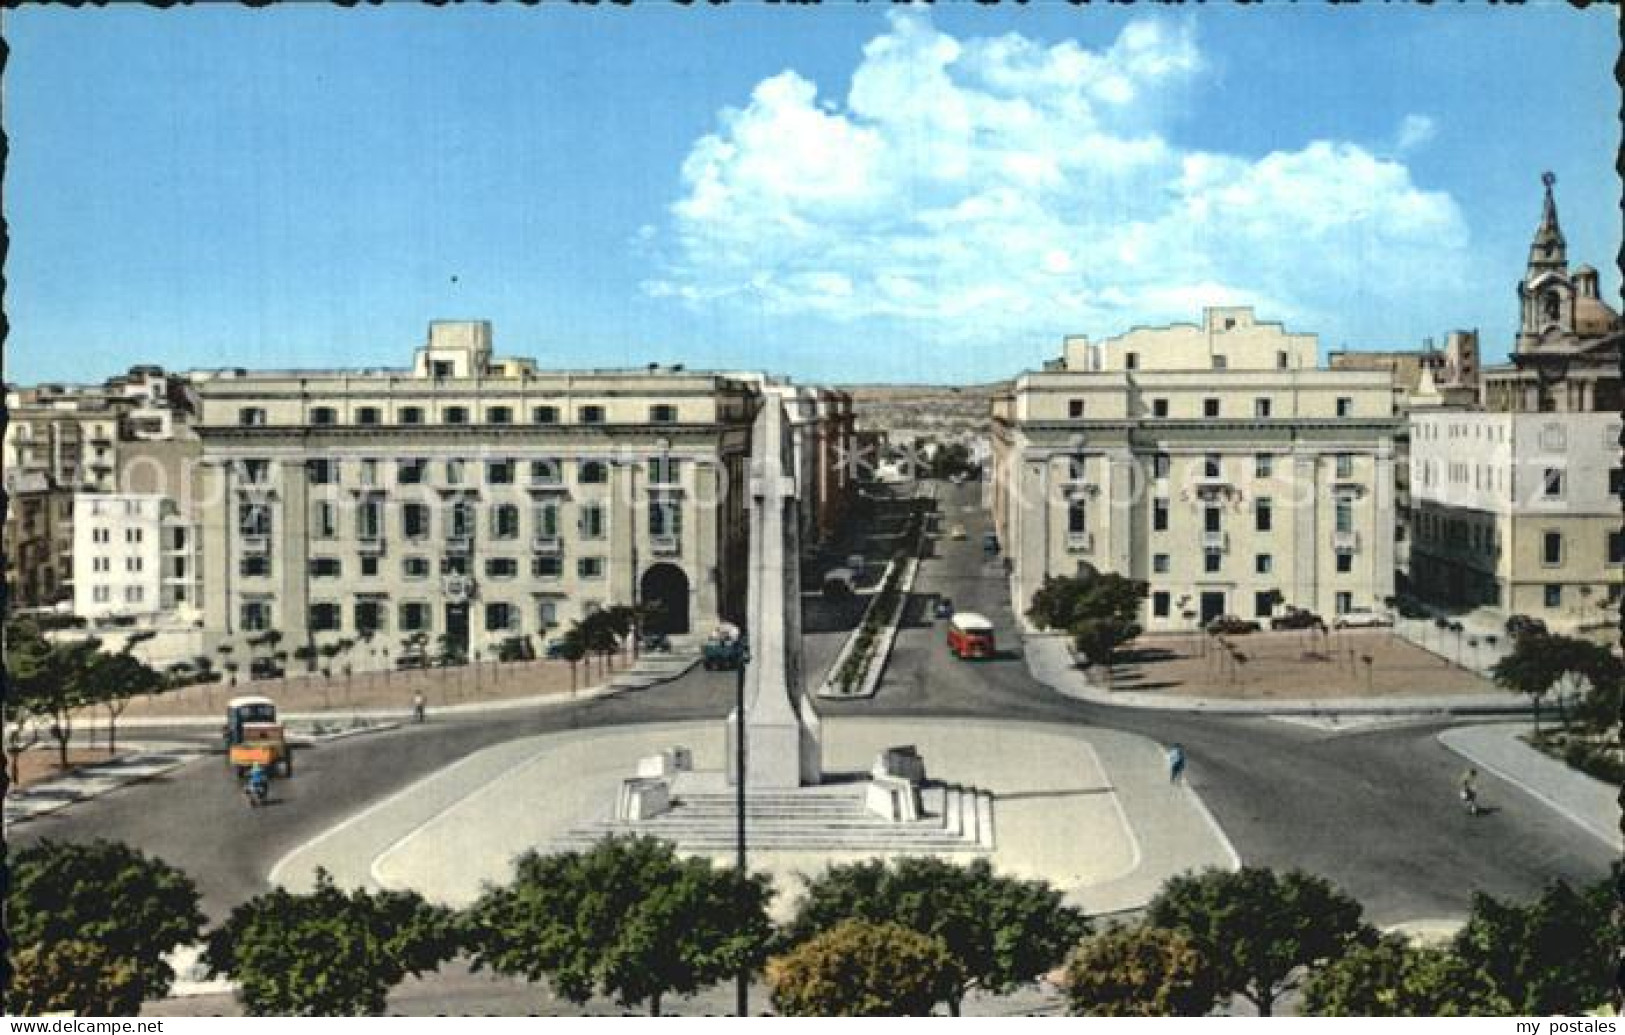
[
  {"left": 606, "top": 644, "right": 701, "bottom": 691},
  {"left": 552, "top": 780, "right": 996, "bottom": 854}
]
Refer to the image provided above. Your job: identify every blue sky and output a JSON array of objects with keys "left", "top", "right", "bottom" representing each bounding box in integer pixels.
[{"left": 5, "top": 5, "right": 1619, "bottom": 386}]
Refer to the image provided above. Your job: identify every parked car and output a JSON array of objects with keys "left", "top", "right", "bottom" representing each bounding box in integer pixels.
[
  {"left": 982, "top": 532, "right": 1000, "bottom": 554},
  {"left": 949, "top": 524, "right": 967, "bottom": 540},
  {"left": 933, "top": 597, "right": 954, "bottom": 620},
  {"left": 1504, "top": 614, "right": 1549, "bottom": 641},
  {"left": 543, "top": 639, "right": 574, "bottom": 660},
  {"left": 1269, "top": 608, "right": 1321, "bottom": 631},
  {"left": 1333, "top": 608, "right": 1393, "bottom": 630},
  {"left": 1206, "top": 615, "right": 1261, "bottom": 636}
]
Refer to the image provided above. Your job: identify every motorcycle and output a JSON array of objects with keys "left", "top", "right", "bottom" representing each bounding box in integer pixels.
[{"left": 244, "top": 775, "right": 270, "bottom": 808}]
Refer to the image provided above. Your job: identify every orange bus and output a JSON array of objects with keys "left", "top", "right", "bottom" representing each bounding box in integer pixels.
[{"left": 946, "top": 613, "right": 996, "bottom": 659}]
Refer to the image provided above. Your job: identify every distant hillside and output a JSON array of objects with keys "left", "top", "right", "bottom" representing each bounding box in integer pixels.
[{"left": 840, "top": 382, "right": 1004, "bottom": 436}]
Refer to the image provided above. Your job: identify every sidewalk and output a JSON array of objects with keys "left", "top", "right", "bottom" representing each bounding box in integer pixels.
[
  {"left": 4, "top": 742, "right": 210, "bottom": 826},
  {"left": 4, "top": 653, "right": 700, "bottom": 827},
  {"left": 1025, "top": 634, "right": 1529, "bottom": 718},
  {"left": 1438, "top": 723, "right": 1620, "bottom": 851},
  {"left": 110, "top": 651, "right": 698, "bottom": 729}
]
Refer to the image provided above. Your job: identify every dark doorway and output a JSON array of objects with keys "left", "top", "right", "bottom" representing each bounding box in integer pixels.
[
  {"left": 640, "top": 563, "right": 691, "bottom": 635},
  {"left": 1200, "top": 591, "right": 1226, "bottom": 624},
  {"left": 444, "top": 603, "right": 470, "bottom": 662}
]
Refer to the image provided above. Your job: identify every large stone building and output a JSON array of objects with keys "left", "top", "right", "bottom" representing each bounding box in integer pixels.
[
  {"left": 189, "top": 321, "right": 852, "bottom": 668},
  {"left": 1409, "top": 176, "right": 1623, "bottom": 634},
  {"left": 992, "top": 306, "right": 1399, "bottom": 631}
]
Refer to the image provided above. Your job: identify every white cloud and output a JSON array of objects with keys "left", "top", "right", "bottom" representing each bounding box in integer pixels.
[
  {"left": 647, "top": 13, "right": 1468, "bottom": 354},
  {"left": 1397, "top": 113, "right": 1437, "bottom": 152}
]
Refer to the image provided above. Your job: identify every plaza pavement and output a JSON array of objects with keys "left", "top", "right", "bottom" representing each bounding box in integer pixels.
[
  {"left": 1025, "top": 634, "right": 1528, "bottom": 718},
  {"left": 270, "top": 716, "right": 1238, "bottom": 919}
]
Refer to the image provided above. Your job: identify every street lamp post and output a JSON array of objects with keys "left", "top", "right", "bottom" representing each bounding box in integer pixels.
[{"left": 734, "top": 645, "right": 751, "bottom": 1017}]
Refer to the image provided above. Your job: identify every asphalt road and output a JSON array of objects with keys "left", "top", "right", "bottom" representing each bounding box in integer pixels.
[{"left": 14, "top": 479, "right": 1614, "bottom": 1013}]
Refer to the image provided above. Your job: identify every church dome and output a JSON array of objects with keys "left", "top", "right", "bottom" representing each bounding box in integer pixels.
[{"left": 1575, "top": 293, "right": 1621, "bottom": 336}]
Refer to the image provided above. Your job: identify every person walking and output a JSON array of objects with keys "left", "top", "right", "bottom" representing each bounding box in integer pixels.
[
  {"left": 1459, "top": 767, "right": 1480, "bottom": 815},
  {"left": 412, "top": 692, "right": 426, "bottom": 724},
  {"left": 1168, "top": 743, "right": 1187, "bottom": 785}
]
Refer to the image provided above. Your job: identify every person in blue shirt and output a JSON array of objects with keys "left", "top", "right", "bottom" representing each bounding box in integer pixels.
[
  {"left": 1168, "top": 744, "right": 1187, "bottom": 785},
  {"left": 246, "top": 762, "right": 269, "bottom": 805}
]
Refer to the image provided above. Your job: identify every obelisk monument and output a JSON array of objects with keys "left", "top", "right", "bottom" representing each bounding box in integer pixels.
[{"left": 726, "top": 393, "right": 823, "bottom": 788}]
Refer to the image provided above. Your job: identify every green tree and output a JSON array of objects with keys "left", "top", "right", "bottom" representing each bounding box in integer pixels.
[
  {"left": 205, "top": 869, "right": 458, "bottom": 1016},
  {"left": 1453, "top": 878, "right": 1612, "bottom": 1015},
  {"left": 7, "top": 940, "right": 145, "bottom": 1017},
  {"left": 1026, "top": 573, "right": 1148, "bottom": 672},
  {"left": 84, "top": 648, "right": 163, "bottom": 756},
  {"left": 8, "top": 618, "right": 102, "bottom": 769},
  {"left": 467, "top": 836, "right": 773, "bottom": 1016},
  {"left": 1491, "top": 631, "right": 1623, "bottom": 733},
  {"left": 784, "top": 856, "right": 1089, "bottom": 1016},
  {"left": 1071, "top": 616, "right": 1143, "bottom": 683},
  {"left": 1145, "top": 866, "right": 1374, "bottom": 1017},
  {"left": 768, "top": 919, "right": 961, "bottom": 1017},
  {"left": 1302, "top": 934, "right": 1511, "bottom": 1016},
  {"left": 9, "top": 839, "right": 205, "bottom": 1002},
  {"left": 1061, "top": 924, "right": 1217, "bottom": 1017}
]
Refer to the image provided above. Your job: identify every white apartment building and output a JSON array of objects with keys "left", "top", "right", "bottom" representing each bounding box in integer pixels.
[
  {"left": 993, "top": 307, "right": 1399, "bottom": 631},
  {"left": 189, "top": 321, "right": 852, "bottom": 668},
  {"left": 72, "top": 493, "right": 198, "bottom": 621}
]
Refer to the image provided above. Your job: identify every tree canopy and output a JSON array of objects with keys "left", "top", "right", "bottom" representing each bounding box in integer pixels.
[
  {"left": 1302, "top": 934, "right": 1512, "bottom": 1016},
  {"left": 768, "top": 919, "right": 961, "bottom": 1017},
  {"left": 466, "top": 835, "right": 774, "bottom": 1016},
  {"left": 1061, "top": 923, "right": 1217, "bottom": 1017},
  {"left": 9, "top": 839, "right": 205, "bottom": 1003},
  {"left": 7, "top": 940, "right": 145, "bottom": 1017},
  {"left": 1026, "top": 573, "right": 1148, "bottom": 673},
  {"left": 205, "top": 869, "right": 459, "bottom": 1016},
  {"left": 1145, "top": 866, "right": 1374, "bottom": 1017},
  {"left": 1453, "top": 877, "right": 1613, "bottom": 1015},
  {"left": 1491, "top": 631, "right": 1624, "bottom": 732},
  {"left": 783, "top": 856, "right": 1089, "bottom": 1016}
]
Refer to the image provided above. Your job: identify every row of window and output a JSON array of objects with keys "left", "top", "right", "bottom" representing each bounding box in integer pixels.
[
  {"left": 90, "top": 585, "right": 146, "bottom": 604},
  {"left": 304, "top": 456, "right": 681, "bottom": 487},
  {"left": 89, "top": 527, "right": 146, "bottom": 544},
  {"left": 241, "top": 498, "right": 683, "bottom": 543},
  {"left": 308, "top": 555, "right": 606, "bottom": 580},
  {"left": 1066, "top": 396, "right": 1359, "bottom": 420},
  {"left": 1069, "top": 496, "right": 1356, "bottom": 534},
  {"left": 239, "top": 403, "right": 681, "bottom": 428},
  {"left": 1146, "top": 551, "right": 1360, "bottom": 576},
  {"left": 256, "top": 598, "right": 564, "bottom": 636},
  {"left": 1133, "top": 453, "right": 1356, "bottom": 481},
  {"left": 238, "top": 552, "right": 607, "bottom": 581}
]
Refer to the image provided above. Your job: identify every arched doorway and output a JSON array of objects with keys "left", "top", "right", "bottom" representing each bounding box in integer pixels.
[{"left": 640, "top": 563, "right": 691, "bottom": 636}]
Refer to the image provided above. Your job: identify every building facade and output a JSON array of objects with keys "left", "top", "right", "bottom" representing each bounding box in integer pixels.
[
  {"left": 190, "top": 321, "right": 778, "bottom": 667},
  {"left": 72, "top": 493, "right": 198, "bottom": 622},
  {"left": 993, "top": 307, "right": 1399, "bottom": 631},
  {"left": 1409, "top": 176, "right": 1623, "bottom": 634}
]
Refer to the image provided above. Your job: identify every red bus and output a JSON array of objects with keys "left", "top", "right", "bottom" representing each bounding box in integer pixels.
[{"left": 947, "top": 613, "right": 996, "bottom": 659}]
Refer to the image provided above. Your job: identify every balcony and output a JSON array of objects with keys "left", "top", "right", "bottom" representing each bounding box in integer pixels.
[
  {"left": 445, "top": 536, "right": 473, "bottom": 554},
  {"left": 651, "top": 534, "right": 681, "bottom": 557},
  {"left": 1066, "top": 531, "right": 1094, "bottom": 553},
  {"left": 241, "top": 534, "right": 271, "bottom": 555},
  {"left": 1332, "top": 529, "right": 1361, "bottom": 553},
  {"left": 532, "top": 535, "right": 563, "bottom": 555},
  {"left": 1201, "top": 530, "right": 1228, "bottom": 551},
  {"left": 358, "top": 536, "right": 386, "bottom": 555}
]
